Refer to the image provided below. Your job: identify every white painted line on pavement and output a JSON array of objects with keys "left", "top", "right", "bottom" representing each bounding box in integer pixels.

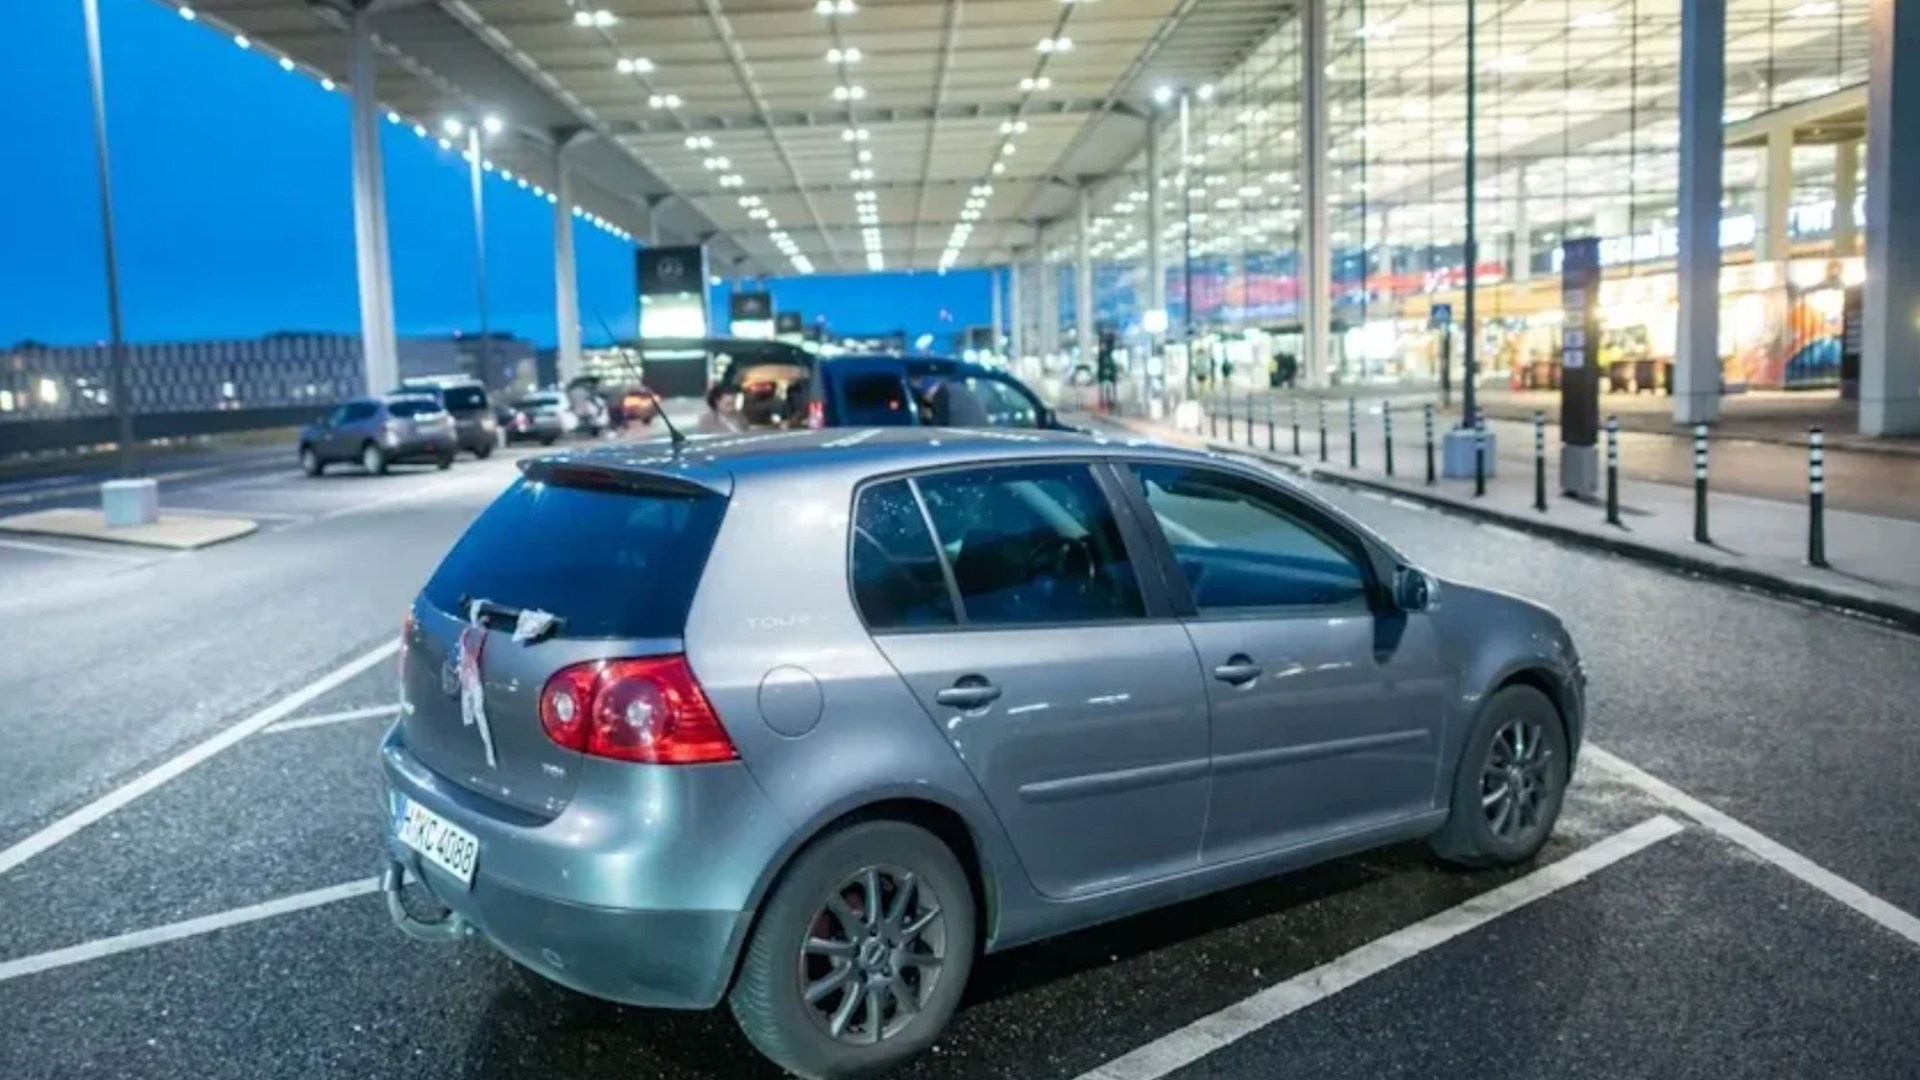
[
  {"left": 161, "top": 506, "right": 309, "bottom": 522},
  {"left": 0, "top": 877, "right": 382, "bottom": 985},
  {"left": 263, "top": 703, "right": 401, "bottom": 735},
  {"left": 1074, "top": 814, "right": 1685, "bottom": 1080},
  {"left": 0, "top": 538, "right": 154, "bottom": 564},
  {"left": 1585, "top": 746, "right": 1920, "bottom": 948},
  {"left": 1387, "top": 497, "right": 1431, "bottom": 512},
  {"left": 0, "top": 638, "right": 400, "bottom": 881}
]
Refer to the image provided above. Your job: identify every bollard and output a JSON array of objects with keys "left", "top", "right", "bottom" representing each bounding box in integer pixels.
[
  {"left": 1474, "top": 412, "right": 1487, "bottom": 498},
  {"left": 1318, "top": 400, "right": 1328, "bottom": 462},
  {"left": 1533, "top": 410, "right": 1548, "bottom": 512},
  {"left": 1209, "top": 391, "right": 1219, "bottom": 438},
  {"left": 1692, "top": 424, "right": 1710, "bottom": 544},
  {"left": 1344, "top": 393, "right": 1359, "bottom": 465},
  {"left": 1383, "top": 404, "right": 1396, "bottom": 477},
  {"left": 1266, "top": 395, "right": 1276, "bottom": 452},
  {"left": 1604, "top": 415, "right": 1621, "bottom": 525},
  {"left": 1226, "top": 391, "right": 1235, "bottom": 443},
  {"left": 1423, "top": 404, "right": 1436, "bottom": 485},
  {"left": 1808, "top": 427, "right": 1828, "bottom": 568},
  {"left": 1290, "top": 396, "right": 1301, "bottom": 455},
  {"left": 1245, "top": 390, "right": 1256, "bottom": 448}
]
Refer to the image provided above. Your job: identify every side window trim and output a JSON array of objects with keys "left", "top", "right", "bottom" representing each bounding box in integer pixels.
[
  {"left": 905, "top": 475, "right": 969, "bottom": 626},
  {"left": 1117, "top": 459, "right": 1380, "bottom": 620},
  {"left": 1089, "top": 461, "right": 1179, "bottom": 620}
]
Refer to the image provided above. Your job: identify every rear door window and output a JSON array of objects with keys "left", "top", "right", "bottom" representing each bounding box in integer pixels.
[
  {"left": 914, "top": 463, "right": 1145, "bottom": 625},
  {"left": 850, "top": 480, "right": 958, "bottom": 629},
  {"left": 836, "top": 371, "right": 916, "bottom": 425},
  {"left": 422, "top": 478, "right": 727, "bottom": 637}
]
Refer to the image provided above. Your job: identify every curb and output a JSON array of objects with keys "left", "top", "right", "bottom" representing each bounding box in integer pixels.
[{"left": 1081, "top": 411, "right": 1920, "bottom": 634}]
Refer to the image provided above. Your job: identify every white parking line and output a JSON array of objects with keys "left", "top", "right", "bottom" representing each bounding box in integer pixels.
[
  {"left": 0, "top": 638, "right": 400, "bottom": 881},
  {"left": 1585, "top": 746, "right": 1920, "bottom": 947},
  {"left": 161, "top": 506, "right": 309, "bottom": 522},
  {"left": 0, "top": 877, "right": 382, "bottom": 985},
  {"left": 263, "top": 703, "right": 401, "bottom": 735},
  {"left": 1074, "top": 814, "right": 1685, "bottom": 1080},
  {"left": 0, "top": 538, "right": 154, "bottom": 564}
]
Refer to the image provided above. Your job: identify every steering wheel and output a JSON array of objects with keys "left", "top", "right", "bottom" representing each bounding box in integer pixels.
[{"left": 1027, "top": 534, "right": 1097, "bottom": 598}]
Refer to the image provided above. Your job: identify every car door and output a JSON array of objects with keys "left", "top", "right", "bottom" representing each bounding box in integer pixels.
[
  {"left": 324, "top": 401, "right": 369, "bottom": 458},
  {"left": 859, "top": 461, "right": 1211, "bottom": 900},
  {"left": 1116, "top": 461, "right": 1449, "bottom": 864}
]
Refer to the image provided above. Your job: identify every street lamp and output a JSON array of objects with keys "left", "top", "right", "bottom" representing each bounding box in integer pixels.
[
  {"left": 80, "top": 0, "right": 134, "bottom": 477},
  {"left": 445, "top": 113, "right": 504, "bottom": 383}
]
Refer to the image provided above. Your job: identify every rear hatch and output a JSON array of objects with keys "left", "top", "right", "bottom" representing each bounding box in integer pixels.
[
  {"left": 386, "top": 399, "right": 449, "bottom": 439},
  {"left": 440, "top": 384, "right": 491, "bottom": 436},
  {"left": 401, "top": 463, "right": 729, "bottom": 819}
]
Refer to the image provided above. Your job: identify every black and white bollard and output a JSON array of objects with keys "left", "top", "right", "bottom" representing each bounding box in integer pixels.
[
  {"left": 1692, "top": 424, "right": 1710, "bottom": 544},
  {"left": 1347, "top": 397, "right": 1358, "bottom": 469},
  {"left": 1474, "top": 412, "right": 1487, "bottom": 498},
  {"left": 1423, "top": 404, "right": 1436, "bottom": 485},
  {"left": 1318, "top": 400, "right": 1328, "bottom": 463},
  {"left": 1604, "top": 415, "right": 1621, "bottom": 525},
  {"left": 1808, "top": 427, "right": 1829, "bottom": 568},
  {"left": 1533, "top": 410, "right": 1548, "bottom": 512},
  {"left": 1383, "top": 404, "right": 1396, "bottom": 477}
]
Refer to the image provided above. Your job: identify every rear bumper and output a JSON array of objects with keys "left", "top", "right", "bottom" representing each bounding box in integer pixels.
[
  {"left": 378, "top": 724, "right": 783, "bottom": 1009},
  {"left": 388, "top": 435, "right": 456, "bottom": 461},
  {"left": 381, "top": 848, "right": 747, "bottom": 1008}
]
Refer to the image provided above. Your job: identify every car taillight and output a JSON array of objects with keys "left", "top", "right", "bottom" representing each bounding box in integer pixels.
[
  {"left": 807, "top": 399, "right": 825, "bottom": 429},
  {"left": 539, "top": 655, "right": 737, "bottom": 765}
]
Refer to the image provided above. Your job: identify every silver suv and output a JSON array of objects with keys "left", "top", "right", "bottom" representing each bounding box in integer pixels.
[{"left": 381, "top": 428, "right": 1583, "bottom": 1079}]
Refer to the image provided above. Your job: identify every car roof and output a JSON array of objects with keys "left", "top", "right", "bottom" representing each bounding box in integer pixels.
[{"left": 524, "top": 426, "right": 1216, "bottom": 494}]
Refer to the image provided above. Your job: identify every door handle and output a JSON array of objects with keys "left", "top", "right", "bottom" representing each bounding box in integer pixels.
[
  {"left": 935, "top": 676, "right": 1002, "bottom": 709},
  {"left": 1212, "top": 655, "right": 1262, "bottom": 686}
]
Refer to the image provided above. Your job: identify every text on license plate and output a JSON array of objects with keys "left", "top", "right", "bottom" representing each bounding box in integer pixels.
[{"left": 394, "top": 796, "right": 479, "bottom": 888}]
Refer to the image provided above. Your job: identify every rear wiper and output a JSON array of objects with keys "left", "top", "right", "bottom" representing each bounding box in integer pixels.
[{"left": 458, "top": 595, "right": 566, "bottom": 644}]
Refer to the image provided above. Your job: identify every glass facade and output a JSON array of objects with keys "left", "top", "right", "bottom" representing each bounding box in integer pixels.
[{"left": 1037, "top": 0, "right": 1872, "bottom": 392}]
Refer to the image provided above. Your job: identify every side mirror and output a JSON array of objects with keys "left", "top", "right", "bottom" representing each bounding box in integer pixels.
[{"left": 1393, "top": 566, "right": 1437, "bottom": 613}]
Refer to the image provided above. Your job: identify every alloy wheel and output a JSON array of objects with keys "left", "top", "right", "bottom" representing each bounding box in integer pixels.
[
  {"left": 1481, "top": 718, "right": 1554, "bottom": 842},
  {"left": 797, "top": 864, "right": 946, "bottom": 1046}
]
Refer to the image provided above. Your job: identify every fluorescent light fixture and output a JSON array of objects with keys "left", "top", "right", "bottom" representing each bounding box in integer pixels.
[
  {"left": 616, "top": 57, "right": 655, "bottom": 74},
  {"left": 442, "top": 117, "right": 465, "bottom": 137},
  {"left": 1153, "top": 85, "right": 1174, "bottom": 105},
  {"left": 575, "top": 9, "right": 617, "bottom": 27},
  {"left": 482, "top": 114, "right": 504, "bottom": 136}
]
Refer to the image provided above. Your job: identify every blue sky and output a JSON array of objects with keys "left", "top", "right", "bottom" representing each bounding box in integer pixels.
[{"left": 2, "top": 0, "right": 991, "bottom": 348}]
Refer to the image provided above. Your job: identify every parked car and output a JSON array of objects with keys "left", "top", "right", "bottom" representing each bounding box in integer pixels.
[
  {"left": 380, "top": 429, "right": 1582, "bottom": 1079},
  {"left": 500, "top": 392, "right": 572, "bottom": 446},
  {"left": 398, "top": 377, "right": 496, "bottom": 458},
  {"left": 298, "top": 395, "right": 456, "bottom": 476},
  {"left": 712, "top": 353, "right": 1068, "bottom": 432}
]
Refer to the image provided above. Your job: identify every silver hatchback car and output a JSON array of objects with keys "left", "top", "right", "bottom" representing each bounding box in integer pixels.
[{"left": 381, "top": 428, "right": 1583, "bottom": 1078}]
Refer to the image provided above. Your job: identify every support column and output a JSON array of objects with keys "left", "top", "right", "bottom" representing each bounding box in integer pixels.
[
  {"left": 1076, "top": 188, "right": 1095, "bottom": 361},
  {"left": 1145, "top": 113, "right": 1166, "bottom": 337},
  {"left": 1301, "top": 0, "right": 1331, "bottom": 386},
  {"left": 1008, "top": 258, "right": 1025, "bottom": 358},
  {"left": 551, "top": 137, "right": 583, "bottom": 384},
  {"left": 1833, "top": 139, "right": 1860, "bottom": 256},
  {"left": 1039, "top": 237, "right": 1061, "bottom": 358},
  {"left": 347, "top": 4, "right": 398, "bottom": 394},
  {"left": 1761, "top": 128, "right": 1794, "bottom": 264},
  {"left": 1674, "top": 0, "right": 1727, "bottom": 426},
  {"left": 1511, "top": 168, "right": 1532, "bottom": 285},
  {"left": 990, "top": 265, "right": 1005, "bottom": 353},
  {"left": 1861, "top": 0, "right": 1920, "bottom": 435}
]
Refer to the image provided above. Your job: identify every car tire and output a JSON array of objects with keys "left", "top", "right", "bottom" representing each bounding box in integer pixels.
[
  {"left": 729, "top": 821, "right": 976, "bottom": 1080},
  {"left": 299, "top": 446, "right": 324, "bottom": 477},
  {"left": 473, "top": 441, "right": 493, "bottom": 460},
  {"left": 436, "top": 452, "right": 454, "bottom": 470},
  {"left": 361, "top": 441, "right": 389, "bottom": 476},
  {"left": 540, "top": 436, "right": 556, "bottom": 447},
  {"left": 1431, "top": 684, "right": 1569, "bottom": 868}
]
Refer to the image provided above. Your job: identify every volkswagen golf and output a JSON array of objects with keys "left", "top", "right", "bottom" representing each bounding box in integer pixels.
[{"left": 380, "top": 427, "right": 1584, "bottom": 1079}]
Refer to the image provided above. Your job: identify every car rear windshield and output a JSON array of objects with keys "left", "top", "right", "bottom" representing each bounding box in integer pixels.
[
  {"left": 441, "top": 386, "right": 489, "bottom": 411},
  {"left": 421, "top": 478, "right": 727, "bottom": 638},
  {"left": 514, "top": 396, "right": 562, "bottom": 411},
  {"left": 386, "top": 399, "right": 443, "bottom": 418}
]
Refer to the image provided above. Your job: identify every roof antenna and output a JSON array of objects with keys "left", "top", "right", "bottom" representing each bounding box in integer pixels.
[{"left": 586, "top": 303, "right": 688, "bottom": 453}]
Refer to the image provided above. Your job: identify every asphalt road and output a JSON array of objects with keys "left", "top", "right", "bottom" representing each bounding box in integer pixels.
[{"left": 0, "top": 434, "right": 1915, "bottom": 1080}]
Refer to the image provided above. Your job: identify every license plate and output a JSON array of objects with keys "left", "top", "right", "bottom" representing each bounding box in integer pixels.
[{"left": 394, "top": 795, "right": 479, "bottom": 888}]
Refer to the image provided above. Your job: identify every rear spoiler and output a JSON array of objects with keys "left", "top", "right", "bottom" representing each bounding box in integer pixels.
[{"left": 518, "top": 458, "right": 724, "bottom": 499}]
